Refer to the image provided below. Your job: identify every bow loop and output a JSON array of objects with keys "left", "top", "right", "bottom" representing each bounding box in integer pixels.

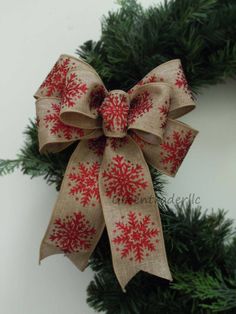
[
  {"left": 59, "top": 68, "right": 104, "bottom": 130},
  {"left": 128, "top": 59, "right": 195, "bottom": 119},
  {"left": 34, "top": 55, "right": 107, "bottom": 153},
  {"left": 128, "top": 83, "right": 172, "bottom": 144}
]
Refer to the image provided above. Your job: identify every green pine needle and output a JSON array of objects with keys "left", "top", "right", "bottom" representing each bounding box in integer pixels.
[{"left": 0, "top": 159, "right": 21, "bottom": 175}]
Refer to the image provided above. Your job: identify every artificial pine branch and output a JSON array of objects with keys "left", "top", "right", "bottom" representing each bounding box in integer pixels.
[
  {"left": 172, "top": 271, "right": 236, "bottom": 312},
  {"left": 78, "top": 0, "right": 236, "bottom": 93},
  {"left": 0, "top": 159, "right": 21, "bottom": 175}
]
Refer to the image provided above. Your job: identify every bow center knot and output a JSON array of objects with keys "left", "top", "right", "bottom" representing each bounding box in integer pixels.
[{"left": 99, "top": 90, "right": 129, "bottom": 138}]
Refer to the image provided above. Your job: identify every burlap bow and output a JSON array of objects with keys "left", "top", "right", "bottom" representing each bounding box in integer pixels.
[{"left": 34, "top": 54, "right": 198, "bottom": 290}]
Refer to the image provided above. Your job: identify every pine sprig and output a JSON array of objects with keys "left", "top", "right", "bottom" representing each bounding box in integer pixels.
[
  {"left": 172, "top": 271, "right": 236, "bottom": 312},
  {"left": 0, "top": 159, "right": 21, "bottom": 175},
  {"left": 163, "top": 204, "right": 234, "bottom": 269},
  {"left": 78, "top": 0, "right": 236, "bottom": 93}
]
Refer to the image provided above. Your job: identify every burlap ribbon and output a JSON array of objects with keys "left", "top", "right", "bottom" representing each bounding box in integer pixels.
[{"left": 34, "top": 54, "right": 198, "bottom": 290}]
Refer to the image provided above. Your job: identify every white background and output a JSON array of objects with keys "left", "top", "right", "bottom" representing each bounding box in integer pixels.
[{"left": 0, "top": 1, "right": 235, "bottom": 313}]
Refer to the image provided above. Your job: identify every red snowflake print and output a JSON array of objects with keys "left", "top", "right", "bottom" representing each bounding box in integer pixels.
[
  {"left": 40, "top": 57, "right": 71, "bottom": 97},
  {"left": 112, "top": 211, "right": 160, "bottom": 262},
  {"left": 102, "top": 155, "right": 148, "bottom": 204},
  {"left": 160, "top": 130, "right": 194, "bottom": 174},
  {"left": 49, "top": 212, "right": 96, "bottom": 253},
  {"left": 128, "top": 74, "right": 164, "bottom": 94},
  {"left": 44, "top": 103, "right": 84, "bottom": 140},
  {"left": 128, "top": 91, "right": 153, "bottom": 125},
  {"left": 99, "top": 93, "right": 129, "bottom": 132},
  {"left": 68, "top": 161, "right": 100, "bottom": 207},
  {"left": 158, "top": 100, "right": 170, "bottom": 129},
  {"left": 175, "top": 65, "right": 194, "bottom": 100},
  {"left": 61, "top": 72, "right": 88, "bottom": 108},
  {"left": 88, "top": 136, "right": 107, "bottom": 156},
  {"left": 89, "top": 85, "right": 106, "bottom": 114}
]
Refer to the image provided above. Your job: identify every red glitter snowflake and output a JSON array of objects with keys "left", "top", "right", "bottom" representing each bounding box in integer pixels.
[
  {"left": 49, "top": 212, "right": 96, "bottom": 253},
  {"left": 40, "top": 57, "right": 71, "bottom": 97},
  {"left": 175, "top": 65, "right": 194, "bottom": 100},
  {"left": 99, "top": 93, "right": 129, "bottom": 132},
  {"left": 128, "top": 91, "right": 153, "bottom": 124},
  {"left": 68, "top": 161, "right": 100, "bottom": 206},
  {"left": 160, "top": 130, "right": 194, "bottom": 174},
  {"left": 158, "top": 100, "right": 170, "bottom": 129},
  {"left": 61, "top": 72, "right": 88, "bottom": 108},
  {"left": 102, "top": 155, "right": 148, "bottom": 204},
  {"left": 44, "top": 103, "right": 84, "bottom": 140},
  {"left": 112, "top": 211, "right": 159, "bottom": 262}
]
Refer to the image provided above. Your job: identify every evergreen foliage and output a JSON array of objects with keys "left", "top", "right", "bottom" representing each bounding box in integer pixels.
[
  {"left": 1, "top": 0, "right": 236, "bottom": 313},
  {"left": 78, "top": 0, "right": 236, "bottom": 93}
]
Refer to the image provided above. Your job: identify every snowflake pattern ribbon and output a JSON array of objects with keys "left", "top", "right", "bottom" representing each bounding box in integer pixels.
[{"left": 35, "top": 54, "right": 198, "bottom": 291}]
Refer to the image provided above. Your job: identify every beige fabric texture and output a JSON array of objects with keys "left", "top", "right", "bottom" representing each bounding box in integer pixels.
[{"left": 34, "top": 54, "right": 198, "bottom": 290}]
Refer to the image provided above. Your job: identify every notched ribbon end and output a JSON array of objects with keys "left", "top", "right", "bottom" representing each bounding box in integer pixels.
[
  {"left": 39, "top": 241, "right": 58, "bottom": 264},
  {"left": 117, "top": 267, "right": 173, "bottom": 294},
  {"left": 39, "top": 240, "right": 90, "bottom": 271}
]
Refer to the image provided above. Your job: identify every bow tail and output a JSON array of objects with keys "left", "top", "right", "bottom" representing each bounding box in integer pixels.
[
  {"left": 39, "top": 139, "right": 105, "bottom": 271},
  {"left": 99, "top": 136, "right": 172, "bottom": 291}
]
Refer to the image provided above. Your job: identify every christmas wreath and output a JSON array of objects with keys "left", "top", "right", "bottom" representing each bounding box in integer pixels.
[{"left": 1, "top": 0, "right": 236, "bottom": 313}]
